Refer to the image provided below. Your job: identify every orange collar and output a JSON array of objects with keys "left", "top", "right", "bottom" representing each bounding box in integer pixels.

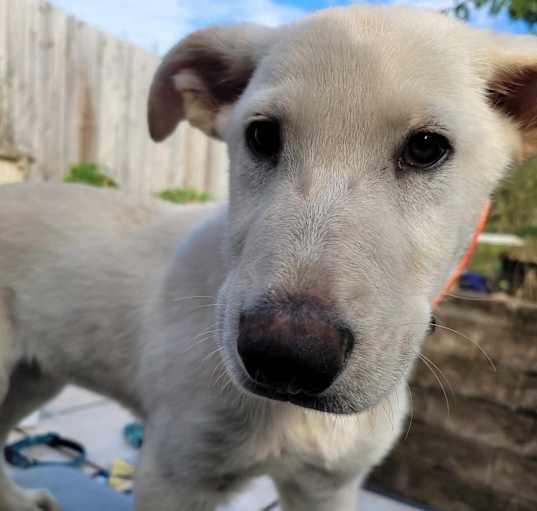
[{"left": 432, "top": 200, "right": 491, "bottom": 307}]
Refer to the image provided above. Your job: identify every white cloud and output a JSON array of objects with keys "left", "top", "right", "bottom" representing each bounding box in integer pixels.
[
  {"left": 50, "top": 0, "right": 306, "bottom": 54},
  {"left": 389, "top": 0, "right": 452, "bottom": 8},
  {"left": 177, "top": 0, "right": 305, "bottom": 28},
  {"left": 351, "top": 0, "right": 453, "bottom": 10}
]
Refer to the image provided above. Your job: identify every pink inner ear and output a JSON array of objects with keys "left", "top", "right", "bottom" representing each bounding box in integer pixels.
[{"left": 488, "top": 66, "right": 537, "bottom": 128}]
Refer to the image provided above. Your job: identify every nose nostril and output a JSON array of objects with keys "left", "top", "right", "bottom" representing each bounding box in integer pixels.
[{"left": 237, "top": 304, "right": 355, "bottom": 397}]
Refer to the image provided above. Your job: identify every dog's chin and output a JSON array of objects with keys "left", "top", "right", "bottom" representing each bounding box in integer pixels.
[{"left": 236, "top": 374, "right": 365, "bottom": 415}]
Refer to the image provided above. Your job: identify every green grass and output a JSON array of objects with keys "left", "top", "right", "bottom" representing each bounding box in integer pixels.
[
  {"left": 64, "top": 163, "right": 117, "bottom": 188},
  {"left": 155, "top": 188, "right": 210, "bottom": 204}
]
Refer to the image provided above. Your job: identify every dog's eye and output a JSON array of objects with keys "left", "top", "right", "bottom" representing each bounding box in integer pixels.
[
  {"left": 246, "top": 119, "right": 281, "bottom": 161},
  {"left": 400, "top": 132, "right": 451, "bottom": 170}
]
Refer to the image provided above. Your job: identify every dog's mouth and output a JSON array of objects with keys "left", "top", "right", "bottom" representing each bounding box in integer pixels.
[{"left": 236, "top": 371, "right": 359, "bottom": 415}]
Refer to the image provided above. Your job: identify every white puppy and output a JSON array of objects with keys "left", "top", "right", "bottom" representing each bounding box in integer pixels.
[{"left": 0, "top": 5, "right": 536, "bottom": 511}]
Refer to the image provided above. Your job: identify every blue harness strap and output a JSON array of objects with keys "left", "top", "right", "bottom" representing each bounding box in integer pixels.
[{"left": 4, "top": 432, "right": 86, "bottom": 469}]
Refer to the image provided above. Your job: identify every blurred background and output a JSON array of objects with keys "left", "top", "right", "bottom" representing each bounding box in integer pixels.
[{"left": 1, "top": 1, "right": 536, "bottom": 511}]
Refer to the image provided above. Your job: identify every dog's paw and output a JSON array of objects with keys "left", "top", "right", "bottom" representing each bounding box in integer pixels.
[
  {"left": 1, "top": 489, "right": 62, "bottom": 511},
  {"left": 24, "top": 489, "right": 61, "bottom": 511}
]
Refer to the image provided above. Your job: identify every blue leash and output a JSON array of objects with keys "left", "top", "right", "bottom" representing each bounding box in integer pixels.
[{"left": 5, "top": 432, "right": 86, "bottom": 469}]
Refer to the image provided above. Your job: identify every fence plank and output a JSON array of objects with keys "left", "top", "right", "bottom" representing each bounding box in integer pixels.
[
  {"left": 0, "top": 0, "right": 11, "bottom": 146},
  {"left": 63, "top": 14, "right": 82, "bottom": 171}
]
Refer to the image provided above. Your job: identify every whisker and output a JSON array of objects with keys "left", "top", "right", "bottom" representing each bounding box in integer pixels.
[
  {"left": 419, "top": 352, "right": 454, "bottom": 397},
  {"left": 444, "top": 292, "right": 500, "bottom": 303},
  {"left": 201, "top": 345, "right": 225, "bottom": 364},
  {"left": 404, "top": 382, "right": 414, "bottom": 440},
  {"left": 210, "top": 358, "right": 225, "bottom": 381},
  {"left": 190, "top": 324, "right": 220, "bottom": 343},
  {"left": 214, "top": 363, "right": 232, "bottom": 389},
  {"left": 189, "top": 303, "right": 222, "bottom": 313},
  {"left": 168, "top": 295, "right": 217, "bottom": 304},
  {"left": 394, "top": 320, "right": 496, "bottom": 372},
  {"left": 418, "top": 354, "right": 450, "bottom": 416},
  {"left": 367, "top": 405, "right": 376, "bottom": 434},
  {"left": 212, "top": 363, "right": 226, "bottom": 386},
  {"left": 180, "top": 328, "right": 221, "bottom": 356},
  {"left": 433, "top": 322, "right": 496, "bottom": 372},
  {"left": 382, "top": 400, "right": 394, "bottom": 432}
]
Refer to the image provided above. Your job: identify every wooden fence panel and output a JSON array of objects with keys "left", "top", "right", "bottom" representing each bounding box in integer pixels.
[{"left": 0, "top": 0, "right": 229, "bottom": 198}]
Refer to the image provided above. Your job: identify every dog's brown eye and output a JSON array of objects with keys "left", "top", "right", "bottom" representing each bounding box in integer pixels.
[
  {"left": 246, "top": 119, "right": 281, "bottom": 161},
  {"left": 401, "top": 132, "right": 451, "bottom": 170}
]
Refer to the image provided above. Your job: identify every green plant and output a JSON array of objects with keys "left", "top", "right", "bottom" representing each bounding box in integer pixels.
[
  {"left": 64, "top": 163, "right": 118, "bottom": 188},
  {"left": 451, "top": 0, "right": 537, "bottom": 29},
  {"left": 155, "top": 188, "right": 210, "bottom": 204},
  {"left": 487, "top": 157, "right": 537, "bottom": 235}
]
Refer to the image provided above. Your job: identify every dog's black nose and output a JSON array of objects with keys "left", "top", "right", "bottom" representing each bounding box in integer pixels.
[{"left": 237, "top": 297, "right": 354, "bottom": 396}]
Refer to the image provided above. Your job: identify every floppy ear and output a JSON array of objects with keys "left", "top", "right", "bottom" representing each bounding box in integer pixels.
[
  {"left": 148, "top": 25, "right": 274, "bottom": 142},
  {"left": 486, "top": 34, "right": 537, "bottom": 162}
]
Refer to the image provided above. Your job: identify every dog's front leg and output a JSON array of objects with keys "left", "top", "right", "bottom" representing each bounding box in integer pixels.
[
  {"left": 274, "top": 473, "right": 361, "bottom": 511},
  {"left": 133, "top": 423, "right": 220, "bottom": 511},
  {"left": 134, "top": 451, "right": 218, "bottom": 511},
  {"left": 134, "top": 482, "right": 214, "bottom": 511}
]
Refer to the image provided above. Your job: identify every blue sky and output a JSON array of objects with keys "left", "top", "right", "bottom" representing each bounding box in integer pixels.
[{"left": 49, "top": 0, "right": 532, "bottom": 54}]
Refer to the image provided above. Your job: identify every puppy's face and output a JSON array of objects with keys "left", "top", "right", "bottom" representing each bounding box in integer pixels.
[{"left": 149, "top": 6, "right": 537, "bottom": 414}]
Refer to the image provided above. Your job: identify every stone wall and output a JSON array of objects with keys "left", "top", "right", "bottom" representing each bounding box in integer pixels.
[{"left": 368, "top": 294, "right": 537, "bottom": 511}]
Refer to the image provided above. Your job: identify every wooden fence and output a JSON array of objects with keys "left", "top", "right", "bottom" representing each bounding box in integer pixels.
[{"left": 0, "top": 0, "right": 229, "bottom": 197}]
